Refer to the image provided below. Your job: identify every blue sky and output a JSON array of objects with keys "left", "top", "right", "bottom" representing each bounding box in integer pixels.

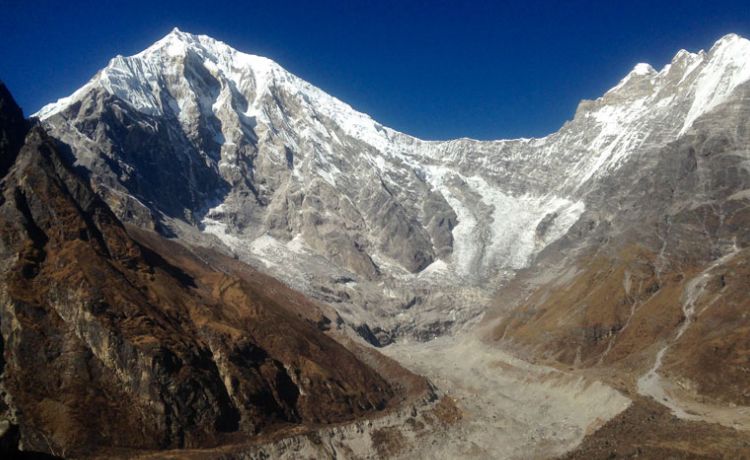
[{"left": 1, "top": 0, "right": 749, "bottom": 140}]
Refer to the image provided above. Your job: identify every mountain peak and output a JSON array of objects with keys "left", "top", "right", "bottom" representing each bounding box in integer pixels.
[
  {"left": 631, "top": 62, "right": 656, "bottom": 76},
  {"left": 713, "top": 32, "right": 746, "bottom": 48},
  {"left": 136, "top": 27, "right": 205, "bottom": 58},
  {"left": 706, "top": 33, "right": 749, "bottom": 59},
  {"left": 164, "top": 27, "right": 192, "bottom": 42},
  {"left": 163, "top": 27, "right": 203, "bottom": 43}
]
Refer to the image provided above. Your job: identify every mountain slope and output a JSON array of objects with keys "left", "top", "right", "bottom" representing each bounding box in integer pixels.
[
  {"left": 484, "top": 75, "right": 750, "bottom": 418},
  {"left": 0, "top": 83, "right": 405, "bottom": 457}
]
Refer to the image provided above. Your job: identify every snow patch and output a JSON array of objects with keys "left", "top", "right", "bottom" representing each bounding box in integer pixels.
[{"left": 425, "top": 166, "right": 584, "bottom": 279}]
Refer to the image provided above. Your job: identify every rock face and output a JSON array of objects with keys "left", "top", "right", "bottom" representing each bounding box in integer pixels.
[{"left": 0, "top": 83, "right": 395, "bottom": 457}]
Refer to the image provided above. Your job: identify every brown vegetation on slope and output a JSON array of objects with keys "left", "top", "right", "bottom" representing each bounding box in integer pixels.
[
  {"left": 489, "top": 243, "right": 750, "bottom": 406},
  {"left": 562, "top": 398, "right": 750, "bottom": 459}
]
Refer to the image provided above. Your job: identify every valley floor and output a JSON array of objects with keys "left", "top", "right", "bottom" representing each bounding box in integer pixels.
[
  {"left": 380, "top": 335, "right": 630, "bottom": 459},
  {"left": 382, "top": 333, "right": 750, "bottom": 459}
]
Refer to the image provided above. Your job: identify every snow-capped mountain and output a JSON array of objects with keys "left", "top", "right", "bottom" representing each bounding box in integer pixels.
[{"left": 35, "top": 29, "right": 750, "bottom": 343}]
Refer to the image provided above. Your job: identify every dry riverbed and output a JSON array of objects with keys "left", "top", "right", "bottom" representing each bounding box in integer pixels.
[{"left": 380, "top": 335, "right": 631, "bottom": 459}]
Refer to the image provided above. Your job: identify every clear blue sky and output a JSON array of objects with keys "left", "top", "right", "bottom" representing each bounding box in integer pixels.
[{"left": 2, "top": 0, "right": 749, "bottom": 140}]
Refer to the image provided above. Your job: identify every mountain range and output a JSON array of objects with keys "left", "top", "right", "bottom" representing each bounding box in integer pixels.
[{"left": 1, "top": 29, "right": 750, "bottom": 458}]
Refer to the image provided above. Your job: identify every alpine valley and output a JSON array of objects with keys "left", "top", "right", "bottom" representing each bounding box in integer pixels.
[{"left": 1, "top": 28, "right": 750, "bottom": 458}]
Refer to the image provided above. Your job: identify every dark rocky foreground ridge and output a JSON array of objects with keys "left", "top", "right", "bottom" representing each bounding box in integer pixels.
[{"left": 0, "top": 82, "right": 417, "bottom": 458}]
